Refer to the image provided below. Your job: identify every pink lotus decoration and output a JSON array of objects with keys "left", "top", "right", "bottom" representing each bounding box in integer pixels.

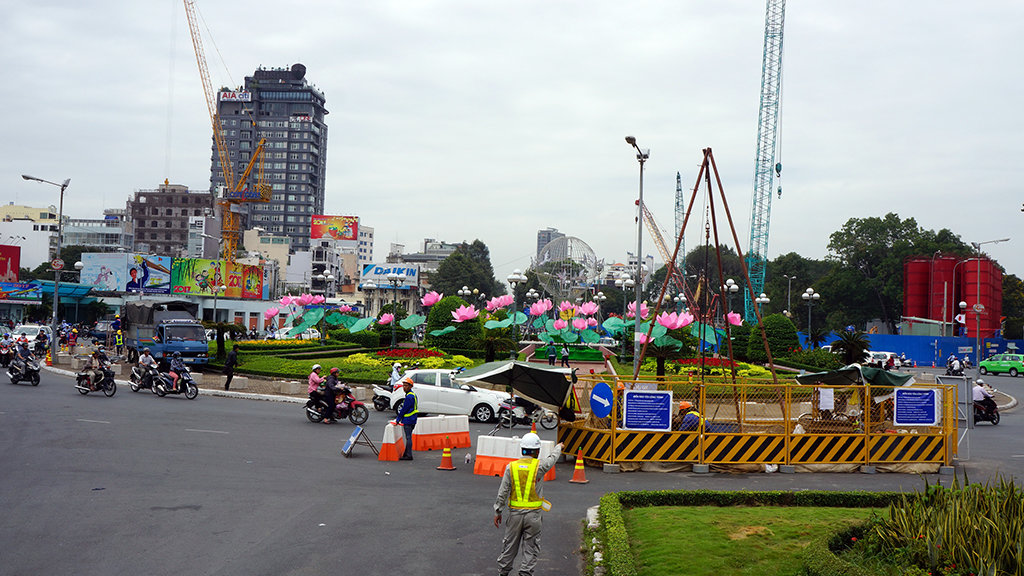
[
  {"left": 578, "top": 302, "right": 599, "bottom": 316},
  {"left": 558, "top": 300, "right": 576, "bottom": 313},
  {"left": 572, "top": 318, "right": 588, "bottom": 330},
  {"left": 296, "top": 294, "right": 313, "bottom": 306},
  {"left": 279, "top": 296, "right": 293, "bottom": 307},
  {"left": 378, "top": 313, "right": 394, "bottom": 325},
  {"left": 339, "top": 305, "right": 352, "bottom": 313},
  {"left": 421, "top": 291, "right": 442, "bottom": 307},
  {"left": 626, "top": 301, "right": 650, "bottom": 320},
  {"left": 264, "top": 307, "right": 279, "bottom": 320},
  {"left": 637, "top": 333, "right": 652, "bottom": 344},
  {"left": 529, "top": 299, "right": 553, "bottom": 316},
  {"left": 553, "top": 319, "right": 568, "bottom": 331},
  {"left": 656, "top": 311, "right": 694, "bottom": 330},
  {"left": 726, "top": 312, "right": 743, "bottom": 326},
  {"left": 451, "top": 305, "right": 479, "bottom": 323},
  {"left": 587, "top": 317, "right": 598, "bottom": 327},
  {"left": 311, "top": 295, "right": 326, "bottom": 304}
]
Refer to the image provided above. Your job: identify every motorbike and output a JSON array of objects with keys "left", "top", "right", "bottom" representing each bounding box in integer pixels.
[
  {"left": 7, "top": 353, "right": 41, "bottom": 386},
  {"left": 306, "top": 385, "right": 370, "bottom": 425},
  {"left": 945, "top": 361, "right": 964, "bottom": 376},
  {"left": 154, "top": 367, "right": 199, "bottom": 400},
  {"left": 129, "top": 364, "right": 160, "bottom": 393},
  {"left": 498, "top": 397, "right": 558, "bottom": 430},
  {"left": 33, "top": 339, "right": 49, "bottom": 356},
  {"left": 75, "top": 361, "right": 117, "bottom": 397},
  {"left": 973, "top": 401, "right": 1000, "bottom": 425},
  {"left": 373, "top": 362, "right": 422, "bottom": 411},
  {"left": 0, "top": 344, "right": 10, "bottom": 367}
]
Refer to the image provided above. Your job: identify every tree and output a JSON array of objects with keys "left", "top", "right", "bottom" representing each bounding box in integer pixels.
[
  {"left": 746, "top": 313, "right": 799, "bottom": 364},
  {"left": 429, "top": 240, "right": 501, "bottom": 297},
  {"left": 763, "top": 252, "right": 834, "bottom": 320},
  {"left": 829, "top": 330, "right": 871, "bottom": 365},
  {"left": 423, "top": 295, "right": 481, "bottom": 352},
  {"left": 374, "top": 302, "right": 411, "bottom": 346}
]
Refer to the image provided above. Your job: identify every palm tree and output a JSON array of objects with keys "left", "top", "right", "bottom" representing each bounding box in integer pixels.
[
  {"left": 830, "top": 330, "right": 871, "bottom": 365},
  {"left": 807, "top": 327, "right": 829, "bottom": 349}
]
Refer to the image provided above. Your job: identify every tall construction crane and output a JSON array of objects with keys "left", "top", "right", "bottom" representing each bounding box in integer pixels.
[
  {"left": 673, "top": 171, "right": 686, "bottom": 278},
  {"left": 641, "top": 202, "right": 689, "bottom": 295},
  {"left": 183, "top": 0, "right": 271, "bottom": 265},
  {"left": 744, "top": 0, "right": 786, "bottom": 323}
]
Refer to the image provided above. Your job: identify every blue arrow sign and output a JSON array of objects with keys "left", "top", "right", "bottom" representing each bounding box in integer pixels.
[{"left": 590, "top": 382, "right": 613, "bottom": 419}]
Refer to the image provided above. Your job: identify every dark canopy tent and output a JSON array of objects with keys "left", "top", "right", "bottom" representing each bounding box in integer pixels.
[
  {"left": 454, "top": 360, "right": 574, "bottom": 414},
  {"left": 795, "top": 365, "right": 914, "bottom": 388}
]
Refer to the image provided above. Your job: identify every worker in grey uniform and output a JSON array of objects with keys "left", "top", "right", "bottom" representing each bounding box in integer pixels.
[{"left": 493, "top": 432, "right": 563, "bottom": 576}]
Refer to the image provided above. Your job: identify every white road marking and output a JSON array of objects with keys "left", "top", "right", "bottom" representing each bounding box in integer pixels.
[
  {"left": 1011, "top": 455, "right": 1024, "bottom": 458},
  {"left": 185, "top": 428, "right": 228, "bottom": 434},
  {"left": 77, "top": 419, "right": 110, "bottom": 424}
]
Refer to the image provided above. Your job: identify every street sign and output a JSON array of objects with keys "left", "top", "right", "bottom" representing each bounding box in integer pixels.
[
  {"left": 589, "top": 382, "right": 613, "bottom": 419},
  {"left": 973, "top": 303, "right": 985, "bottom": 313},
  {"left": 51, "top": 258, "right": 64, "bottom": 270},
  {"left": 622, "top": 390, "right": 673, "bottom": 431},
  {"left": 893, "top": 388, "right": 939, "bottom": 427}
]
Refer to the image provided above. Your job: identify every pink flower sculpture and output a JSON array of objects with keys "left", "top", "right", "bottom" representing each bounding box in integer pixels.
[
  {"left": 497, "top": 294, "right": 514, "bottom": 308},
  {"left": 279, "top": 296, "right": 293, "bottom": 307},
  {"left": 553, "top": 319, "right": 568, "bottom": 331},
  {"left": 421, "top": 291, "right": 442, "bottom": 307},
  {"left": 264, "top": 307, "right": 279, "bottom": 320},
  {"left": 297, "top": 294, "right": 314, "bottom": 306},
  {"left": 626, "top": 301, "right": 650, "bottom": 320},
  {"left": 637, "top": 333, "right": 652, "bottom": 344},
  {"left": 338, "top": 305, "right": 352, "bottom": 313},
  {"left": 487, "top": 295, "right": 514, "bottom": 312},
  {"left": 311, "top": 295, "right": 325, "bottom": 304},
  {"left": 529, "top": 302, "right": 547, "bottom": 316},
  {"left": 726, "top": 312, "right": 743, "bottom": 326},
  {"left": 656, "top": 311, "right": 694, "bottom": 330},
  {"left": 572, "top": 318, "right": 588, "bottom": 330},
  {"left": 378, "top": 313, "right": 394, "bottom": 325},
  {"left": 578, "top": 302, "right": 599, "bottom": 316},
  {"left": 538, "top": 299, "right": 554, "bottom": 313},
  {"left": 451, "top": 305, "right": 479, "bottom": 323},
  {"left": 587, "top": 317, "right": 598, "bottom": 327}
]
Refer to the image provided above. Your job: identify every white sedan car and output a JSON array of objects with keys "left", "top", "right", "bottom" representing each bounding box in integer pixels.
[{"left": 390, "top": 369, "right": 510, "bottom": 422}]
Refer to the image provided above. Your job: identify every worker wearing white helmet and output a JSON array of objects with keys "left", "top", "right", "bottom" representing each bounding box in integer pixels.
[{"left": 493, "top": 432, "right": 563, "bottom": 576}]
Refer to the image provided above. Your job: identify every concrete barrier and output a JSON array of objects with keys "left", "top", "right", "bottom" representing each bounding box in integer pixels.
[
  {"left": 379, "top": 422, "right": 406, "bottom": 461},
  {"left": 277, "top": 381, "right": 303, "bottom": 395},
  {"left": 413, "top": 415, "right": 471, "bottom": 451},
  {"left": 474, "top": 435, "right": 556, "bottom": 480}
]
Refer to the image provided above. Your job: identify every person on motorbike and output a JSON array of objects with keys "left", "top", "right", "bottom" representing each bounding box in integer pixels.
[
  {"left": 973, "top": 379, "right": 997, "bottom": 416},
  {"left": 949, "top": 357, "right": 963, "bottom": 375},
  {"left": 34, "top": 331, "right": 48, "bottom": 354},
  {"left": 137, "top": 347, "right": 158, "bottom": 387},
  {"left": 165, "top": 351, "right": 187, "bottom": 392},
  {"left": 307, "top": 363, "right": 325, "bottom": 409},
  {"left": 17, "top": 332, "right": 29, "bottom": 348},
  {"left": 11, "top": 341, "right": 32, "bottom": 375},
  {"left": 85, "top": 350, "right": 106, "bottom": 390},
  {"left": 0, "top": 333, "right": 11, "bottom": 366},
  {"left": 321, "top": 367, "right": 342, "bottom": 424}
]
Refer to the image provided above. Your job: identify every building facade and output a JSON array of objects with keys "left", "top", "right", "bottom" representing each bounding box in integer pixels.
[
  {"left": 212, "top": 63, "right": 328, "bottom": 253},
  {"left": 128, "top": 181, "right": 216, "bottom": 257},
  {"left": 536, "top": 227, "right": 565, "bottom": 259},
  {"left": 63, "top": 209, "right": 133, "bottom": 253}
]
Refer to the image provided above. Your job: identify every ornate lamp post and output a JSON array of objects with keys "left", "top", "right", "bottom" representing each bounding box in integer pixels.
[
  {"left": 754, "top": 292, "right": 771, "bottom": 317},
  {"left": 615, "top": 273, "right": 635, "bottom": 358},
  {"left": 802, "top": 288, "right": 820, "bottom": 339},
  {"left": 723, "top": 278, "right": 739, "bottom": 312},
  {"left": 361, "top": 281, "right": 377, "bottom": 317},
  {"left": 593, "top": 290, "right": 607, "bottom": 325},
  {"left": 506, "top": 269, "right": 527, "bottom": 359},
  {"left": 385, "top": 271, "right": 406, "bottom": 347}
]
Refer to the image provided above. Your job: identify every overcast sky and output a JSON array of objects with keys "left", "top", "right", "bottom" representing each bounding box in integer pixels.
[{"left": 4, "top": 1, "right": 1022, "bottom": 292}]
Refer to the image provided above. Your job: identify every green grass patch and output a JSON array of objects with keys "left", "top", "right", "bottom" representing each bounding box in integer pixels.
[{"left": 623, "top": 505, "right": 877, "bottom": 576}]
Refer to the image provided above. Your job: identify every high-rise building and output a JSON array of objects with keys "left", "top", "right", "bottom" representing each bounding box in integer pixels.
[
  {"left": 536, "top": 227, "right": 564, "bottom": 259},
  {"left": 128, "top": 181, "right": 215, "bottom": 257},
  {"left": 212, "top": 63, "right": 328, "bottom": 253}
]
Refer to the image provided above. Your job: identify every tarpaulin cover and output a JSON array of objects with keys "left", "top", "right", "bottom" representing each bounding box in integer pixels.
[
  {"left": 123, "top": 300, "right": 200, "bottom": 327},
  {"left": 795, "top": 365, "right": 914, "bottom": 388},
  {"left": 454, "top": 360, "right": 573, "bottom": 412}
]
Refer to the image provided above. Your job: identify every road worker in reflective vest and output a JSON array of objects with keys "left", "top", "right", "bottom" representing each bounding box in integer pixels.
[
  {"left": 674, "top": 400, "right": 704, "bottom": 432},
  {"left": 114, "top": 330, "right": 124, "bottom": 355},
  {"left": 493, "top": 432, "right": 562, "bottom": 576}
]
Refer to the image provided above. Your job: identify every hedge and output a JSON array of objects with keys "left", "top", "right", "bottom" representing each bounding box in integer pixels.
[
  {"left": 800, "top": 525, "right": 877, "bottom": 576},
  {"left": 597, "top": 490, "right": 902, "bottom": 576}
]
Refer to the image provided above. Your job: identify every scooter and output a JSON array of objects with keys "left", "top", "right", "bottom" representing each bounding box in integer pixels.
[
  {"left": 129, "top": 364, "right": 160, "bottom": 393},
  {"left": 945, "top": 361, "right": 964, "bottom": 376},
  {"left": 0, "top": 344, "right": 10, "bottom": 367},
  {"left": 306, "top": 385, "right": 370, "bottom": 425},
  {"left": 498, "top": 397, "right": 558, "bottom": 430},
  {"left": 154, "top": 367, "right": 199, "bottom": 400},
  {"left": 973, "top": 401, "right": 1000, "bottom": 425},
  {"left": 7, "top": 353, "right": 41, "bottom": 386},
  {"left": 75, "top": 361, "right": 117, "bottom": 397}
]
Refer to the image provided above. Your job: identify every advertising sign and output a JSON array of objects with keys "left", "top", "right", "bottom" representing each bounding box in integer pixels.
[
  {"left": 893, "top": 388, "right": 939, "bottom": 427},
  {"left": 170, "top": 258, "right": 263, "bottom": 299},
  {"left": 622, "top": 390, "right": 673, "bottom": 431},
  {"left": 0, "top": 282, "right": 41, "bottom": 304},
  {"left": 0, "top": 245, "right": 20, "bottom": 282},
  {"left": 218, "top": 91, "right": 252, "bottom": 102},
  {"left": 360, "top": 264, "right": 419, "bottom": 289},
  {"left": 81, "top": 253, "right": 128, "bottom": 291},
  {"left": 126, "top": 254, "right": 172, "bottom": 295},
  {"left": 310, "top": 215, "right": 358, "bottom": 240}
]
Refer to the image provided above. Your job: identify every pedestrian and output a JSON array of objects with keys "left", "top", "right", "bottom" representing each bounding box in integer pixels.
[
  {"left": 395, "top": 377, "right": 418, "bottom": 460},
  {"left": 223, "top": 344, "right": 239, "bottom": 390},
  {"left": 546, "top": 344, "right": 557, "bottom": 366},
  {"left": 560, "top": 344, "right": 570, "bottom": 368},
  {"left": 493, "top": 432, "right": 562, "bottom": 576}
]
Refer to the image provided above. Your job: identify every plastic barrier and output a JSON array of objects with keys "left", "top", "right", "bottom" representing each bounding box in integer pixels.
[
  {"left": 378, "top": 422, "right": 406, "bottom": 462},
  {"left": 412, "top": 415, "right": 472, "bottom": 451},
  {"left": 473, "top": 435, "right": 556, "bottom": 481}
]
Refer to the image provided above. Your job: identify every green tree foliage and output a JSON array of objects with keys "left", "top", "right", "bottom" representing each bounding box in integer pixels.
[
  {"left": 746, "top": 313, "right": 799, "bottom": 364},
  {"left": 374, "top": 301, "right": 411, "bottom": 346},
  {"left": 763, "top": 252, "right": 834, "bottom": 323},
  {"left": 726, "top": 323, "right": 751, "bottom": 362},
  {"left": 423, "top": 295, "right": 481, "bottom": 351},
  {"left": 829, "top": 329, "right": 871, "bottom": 365},
  {"left": 429, "top": 240, "right": 502, "bottom": 297}
]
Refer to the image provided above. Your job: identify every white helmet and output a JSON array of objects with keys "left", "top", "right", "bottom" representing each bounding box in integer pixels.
[
  {"left": 975, "top": 378, "right": 985, "bottom": 386},
  {"left": 312, "top": 364, "right": 322, "bottom": 372},
  {"left": 393, "top": 362, "right": 401, "bottom": 368},
  {"left": 520, "top": 432, "right": 542, "bottom": 451}
]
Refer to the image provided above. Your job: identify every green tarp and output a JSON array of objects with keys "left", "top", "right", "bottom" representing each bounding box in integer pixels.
[{"left": 795, "top": 365, "right": 914, "bottom": 388}]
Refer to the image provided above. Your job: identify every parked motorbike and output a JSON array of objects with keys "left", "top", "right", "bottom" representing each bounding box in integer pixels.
[
  {"left": 371, "top": 384, "right": 393, "bottom": 412},
  {"left": 7, "top": 353, "right": 41, "bottom": 386},
  {"left": 973, "top": 401, "right": 1000, "bottom": 425},
  {"left": 374, "top": 362, "right": 422, "bottom": 411},
  {"left": 154, "top": 367, "right": 199, "bottom": 400},
  {"left": 75, "top": 361, "right": 117, "bottom": 397},
  {"left": 306, "top": 385, "right": 370, "bottom": 425},
  {"left": 498, "top": 397, "right": 558, "bottom": 430},
  {"left": 129, "top": 364, "right": 160, "bottom": 393}
]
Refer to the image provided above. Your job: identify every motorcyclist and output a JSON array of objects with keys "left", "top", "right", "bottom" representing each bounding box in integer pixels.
[
  {"left": 963, "top": 355, "right": 972, "bottom": 370},
  {"left": 34, "top": 331, "right": 48, "bottom": 355},
  {"left": 973, "top": 379, "right": 997, "bottom": 416},
  {"left": 85, "top": 350, "right": 106, "bottom": 390},
  {"left": 307, "top": 364, "right": 325, "bottom": 408},
  {"left": 0, "top": 333, "right": 11, "bottom": 367},
  {"left": 163, "top": 351, "right": 187, "bottom": 392},
  {"left": 321, "top": 367, "right": 342, "bottom": 423},
  {"left": 17, "top": 332, "right": 29, "bottom": 347},
  {"left": 949, "top": 356, "right": 963, "bottom": 375},
  {"left": 137, "top": 347, "right": 159, "bottom": 387},
  {"left": 10, "top": 340, "right": 32, "bottom": 376}
]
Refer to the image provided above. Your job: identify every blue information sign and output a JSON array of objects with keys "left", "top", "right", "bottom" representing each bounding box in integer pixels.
[
  {"left": 623, "top": 390, "right": 673, "bottom": 431},
  {"left": 590, "top": 382, "right": 613, "bottom": 419},
  {"left": 893, "top": 389, "right": 938, "bottom": 426}
]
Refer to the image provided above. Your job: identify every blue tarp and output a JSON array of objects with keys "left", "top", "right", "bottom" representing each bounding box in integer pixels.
[{"left": 799, "top": 331, "right": 1023, "bottom": 367}]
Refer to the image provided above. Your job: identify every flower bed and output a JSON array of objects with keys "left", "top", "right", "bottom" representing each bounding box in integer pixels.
[{"left": 374, "top": 348, "right": 445, "bottom": 360}]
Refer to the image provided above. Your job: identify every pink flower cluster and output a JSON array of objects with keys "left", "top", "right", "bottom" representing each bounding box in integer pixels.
[
  {"left": 627, "top": 301, "right": 650, "bottom": 320},
  {"left": 451, "top": 305, "right": 479, "bottom": 323},
  {"left": 486, "top": 294, "right": 515, "bottom": 312},
  {"left": 529, "top": 299, "right": 553, "bottom": 317},
  {"left": 656, "top": 311, "right": 694, "bottom": 330},
  {"left": 378, "top": 313, "right": 394, "bottom": 326},
  {"left": 420, "top": 291, "right": 443, "bottom": 307}
]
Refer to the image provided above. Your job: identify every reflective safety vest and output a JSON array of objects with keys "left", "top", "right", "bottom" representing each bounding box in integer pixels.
[
  {"left": 115, "top": 333, "right": 123, "bottom": 346},
  {"left": 509, "top": 458, "right": 543, "bottom": 509},
  {"left": 684, "top": 409, "right": 705, "bottom": 428},
  {"left": 403, "top": 391, "right": 419, "bottom": 416}
]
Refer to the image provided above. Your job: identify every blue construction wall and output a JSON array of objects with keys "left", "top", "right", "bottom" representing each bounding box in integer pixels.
[{"left": 799, "top": 332, "right": 1024, "bottom": 367}]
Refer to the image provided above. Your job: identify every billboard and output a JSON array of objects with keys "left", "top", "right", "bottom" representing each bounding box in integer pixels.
[
  {"left": 360, "top": 264, "right": 419, "bottom": 289},
  {"left": 310, "top": 215, "right": 358, "bottom": 240},
  {"left": 126, "top": 254, "right": 172, "bottom": 295},
  {"left": 81, "top": 253, "right": 128, "bottom": 291},
  {"left": 0, "top": 245, "right": 20, "bottom": 282},
  {"left": 0, "top": 282, "right": 40, "bottom": 304},
  {"left": 170, "top": 258, "right": 263, "bottom": 299}
]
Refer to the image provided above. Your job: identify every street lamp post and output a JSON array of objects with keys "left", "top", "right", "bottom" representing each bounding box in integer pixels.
[
  {"left": 970, "top": 238, "right": 1010, "bottom": 367},
  {"left": 506, "top": 269, "right": 527, "bottom": 359},
  {"left": 615, "top": 272, "right": 635, "bottom": 358},
  {"left": 723, "top": 278, "right": 739, "bottom": 313},
  {"left": 525, "top": 288, "right": 539, "bottom": 338},
  {"left": 802, "top": 288, "right": 820, "bottom": 340},
  {"left": 385, "top": 271, "right": 406, "bottom": 348},
  {"left": 361, "top": 281, "right": 377, "bottom": 317},
  {"left": 755, "top": 293, "right": 771, "bottom": 317},
  {"left": 783, "top": 274, "right": 797, "bottom": 312},
  {"left": 593, "top": 290, "right": 607, "bottom": 325},
  {"left": 22, "top": 174, "right": 69, "bottom": 343},
  {"left": 212, "top": 284, "right": 227, "bottom": 323},
  {"left": 625, "top": 136, "right": 649, "bottom": 375},
  {"left": 673, "top": 293, "right": 685, "bottom": 314},
  {"left": 457, "top": 285, "right": 471, "bottom": 300}
]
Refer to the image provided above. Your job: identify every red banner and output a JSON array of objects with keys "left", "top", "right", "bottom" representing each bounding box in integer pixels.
[{"left": 0, "top": 245, "right": 20, "bottom": 282}]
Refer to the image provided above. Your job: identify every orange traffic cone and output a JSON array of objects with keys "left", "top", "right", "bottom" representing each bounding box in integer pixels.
[
  {"left": 530, "top": 421, "right": 537, "bottom": 433},
  {"left": 569, "top": 450, "right": 589, "bottom": 484},
  {"left": 46, "top": 349, "right": 52, "bottom": 367},
  {"left": 437, "top": 435, "right": 456, "bottom": 471}
]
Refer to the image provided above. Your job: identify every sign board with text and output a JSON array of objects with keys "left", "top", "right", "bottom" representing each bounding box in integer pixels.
[
  {"left": 893, "top": 388, "right": 939, "bottom": 427},
  {"left": 622, "top": 390, "right": 673, "bottom": 431}
]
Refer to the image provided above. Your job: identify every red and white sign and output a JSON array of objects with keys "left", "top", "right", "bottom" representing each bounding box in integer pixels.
[
  {"left": 0, "top": 245, "right": 19, "bottom": 282},
  {"left": 219, "top": 91, "right": 252, "bottom": 102}
]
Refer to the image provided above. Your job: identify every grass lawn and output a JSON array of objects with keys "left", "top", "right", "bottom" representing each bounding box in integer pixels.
[{"left": 623, "top": 505, "right": 878, "bottom": 576}]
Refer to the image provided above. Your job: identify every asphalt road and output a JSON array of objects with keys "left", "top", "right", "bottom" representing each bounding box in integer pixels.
[{"left": 0, "top": 367, "right": 1021, "bottom": 576}]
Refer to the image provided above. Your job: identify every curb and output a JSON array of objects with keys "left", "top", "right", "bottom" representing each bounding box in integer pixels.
[{"left": 43, "top": 365, "right": 303, "bottom": 404}]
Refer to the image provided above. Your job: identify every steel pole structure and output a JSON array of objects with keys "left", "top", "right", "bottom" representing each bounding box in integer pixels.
[
  {"left": 625, "top": 136, "right": 648, "bottom": 376},
  {"left": 22, "top": 175, "right": 69, "bottom": 344}
]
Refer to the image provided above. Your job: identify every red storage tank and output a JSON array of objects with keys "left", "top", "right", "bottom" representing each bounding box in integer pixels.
[
  {"left": 961, "top": 257, "right": 1002, "bottom": 339},
  {"left": 903, "top": 258, "right": 929, "bottom": 319},
  {"left": 928, "top": 256, "right": 958, "bottom": 323}
]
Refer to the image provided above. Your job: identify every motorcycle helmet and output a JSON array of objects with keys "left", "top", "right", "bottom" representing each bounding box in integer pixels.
[
  {"left": 173, "top": 351, "right": 181, "bottom": 358},
  {"left": 393, "top": 362, "right": 401, "bottom": 368},
  {"left": 975, "top": 379, "right": 985, "bottom": 386},
  {"left": 521, "top": 432, "right": 542, "bottom": 451},
  {"left": 330, "top": 367, "right": 339, "bottom": 374},
  {"left": 312, "top": 363, "right": 322, "bottom": 372},
  {"left": 142, "top": 347, "right": 150, "bottom": 354}
]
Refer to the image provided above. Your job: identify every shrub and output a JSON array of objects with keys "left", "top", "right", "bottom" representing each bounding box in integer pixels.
[
  {"left": 781, "top": 347, "right": 844, "bottom": 370},
  {"left": 424, "top": 295, "right": 481, "bottom": 351},
  {"left": 328, "top": 329, "right": 380, "bottom": 348},
  {"left": 747, "top": 313, "right": 799, "bottom": 364}
]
